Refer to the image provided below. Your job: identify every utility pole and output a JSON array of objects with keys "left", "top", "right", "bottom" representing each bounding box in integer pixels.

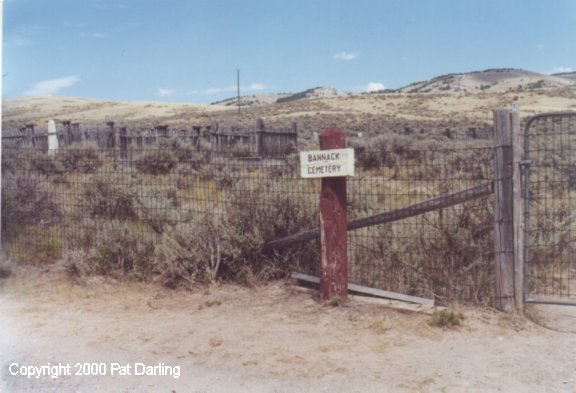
[{"left": 237, "top": 69, "right": 241, "bottom": 114}]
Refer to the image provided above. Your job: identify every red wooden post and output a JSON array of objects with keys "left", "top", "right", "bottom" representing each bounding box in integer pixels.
[{"left": 319, "top": 128, "right": 348, "bottom": 300}]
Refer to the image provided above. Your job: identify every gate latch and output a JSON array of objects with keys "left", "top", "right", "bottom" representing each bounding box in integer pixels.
[{"left": 519, "top": 160, "right": 535, "bottom": 166}]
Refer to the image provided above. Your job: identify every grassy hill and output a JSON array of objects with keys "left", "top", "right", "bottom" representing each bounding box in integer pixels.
[
  {"left": 3, "top": 68, "right": 575, "bottom": 142},
  {"left": 398, "top": 68, "right": 575, "bottom": 93}
]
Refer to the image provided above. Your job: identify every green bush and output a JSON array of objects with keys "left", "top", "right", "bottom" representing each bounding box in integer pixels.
[{"left": 430, "top": 309, "right": 462, "bottom": 328}]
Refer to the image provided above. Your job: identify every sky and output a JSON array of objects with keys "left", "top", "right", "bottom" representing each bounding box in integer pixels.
[{"left": 2, "top": 0, "right": 576, "bottom": 104}]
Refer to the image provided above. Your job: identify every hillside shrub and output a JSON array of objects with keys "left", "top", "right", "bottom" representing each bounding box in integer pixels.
[
  {"left": 221, "top": 184, "right": 318, "bottom": 283},
  {"left": 79, "top": 170, "right": 182, "bottom": 233},
  {"left": 135, "top": 148, "right": 177, "bottom": 175},
  {"left": 154, "top": 214, "right": 232, "bottom": 286},
  {"left": 30, "top": 152, "right": 66, "bottom": 177},
  {"left": 80, "top": 171, "right": 141, "bottom": 221},
  {"left": 266, "top": 153, "right": 299, "bottom": 178},
  {"left": 1, "top": 172, "right": 62, "bottom": 232},
  {"left": 350, "top": 198, "right": 493, "bottom": 304},
  {"left": 62, "top": 220, "right": 156, "bottom": 280},
  {"left": 58, "top": 143, "right": 102, "bottom": 173},
  {"left": 137, "top": 185, "right": 183, "bottom": 234},
  {"left": 230, "top": 142, "right": 252, "bottom": 158},
  {"left": 351, "top": 134, "right": 419, "bottom": 170}
]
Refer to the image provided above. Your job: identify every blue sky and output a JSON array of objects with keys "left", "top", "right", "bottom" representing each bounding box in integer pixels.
[{"left": 3, "top": 0, "right": 576, "bottom": 104}]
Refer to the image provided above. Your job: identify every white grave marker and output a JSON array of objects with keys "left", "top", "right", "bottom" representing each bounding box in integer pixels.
[{"left": 47, "top": 119, "right": 59, "bottom": 155}]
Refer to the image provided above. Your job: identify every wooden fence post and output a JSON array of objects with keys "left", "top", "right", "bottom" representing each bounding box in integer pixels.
[
  {"left": 255, "top": 118, "right": 265, "bottom": 157},
  {"left": 24, "top": 124, "right": 35, "bottom": 146},
  {"left": 61, "top": 121, "right": 71, "bottom": 146},
  {"left": 493, "top": 109, "right": 523, "bottom": 312},
  {"left": 71, "top": 123, "right": 81, "bottom": 144},
  {"left": 210, "top": 122, "right": 219, "bottom": 154},
  {"left": 291, "top": 120, "right": 298, "bottom": 153},
  {"left": 119, "top": 127, "right": 128, "bottom": 161},
  {"left": 106, "top": 121, "right": 116, "bottom": 148},
  {"left": 156, "top": 125, "right": 169, "bottom": 139},
  {"left": 511, "top": 105, "right": 523, "bottom": 311},
  {"left": 319, "top": 128, "right": 348, "bottom": 301}
]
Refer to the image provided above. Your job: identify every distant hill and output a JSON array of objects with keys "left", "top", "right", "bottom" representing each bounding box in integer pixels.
[
  {"left": 211, "top": 87, "right": 348, "bottom": 107},
  {"left": 210, "top": 69, "right": 576, "bottom": 109},
  {"left": 552, "top": 71, "right": 576, "bottom": 82},
  {"left": 397, "top": 68, "right": 575, "bottom": 93},
  {"left": 275, "top": 87, "right": 348, "bottom": 103},
  {"left": 210, "top": 93, "right": 290, "bottom": 107}
]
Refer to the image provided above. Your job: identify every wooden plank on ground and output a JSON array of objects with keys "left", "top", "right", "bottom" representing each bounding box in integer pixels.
[
  {"left": 291, "top": 286, "right": 441, "bottom": 314},
  {"left": 291, "top": 272, "right": 434, "bottom": 306},
  {"left": 348, "top": 295, "right": 443, "bottom": 315}
]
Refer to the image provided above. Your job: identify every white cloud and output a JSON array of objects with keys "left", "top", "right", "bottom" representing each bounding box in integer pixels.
[
  {"left": 247, "top": 83, "right": 267, "bottom": 91},
  {"left": 193, "top": 83, "right": 268, "bottom": 95},
  {"left": 364, "top": 82, "right": 386, "bottom": 92},
  {"left": 7, "top": 24, "right": 46, "bottom": 46},
  {"left": 205, "top": 86, "right": 233, "bottom": 95},
  {"left": 81, "top": 32, "right": 106, "bottom": 39},
  {"left": 4, "top": 36, "right": 32, "bottom": 47},
  {"left": 158, "top": 88, "right": 175, "bottom": 97},
  {"left": 333, "top": 52, "right": 358, "bottom": 61},
  {"left": 550, "top": 66, "right": 573, "bottom": 74},
  {"left": 95, "top": 3, "right": 129, "bottom": 10},
  {"left": 23, "top": 76, "right": 80, "bottom": 96}
]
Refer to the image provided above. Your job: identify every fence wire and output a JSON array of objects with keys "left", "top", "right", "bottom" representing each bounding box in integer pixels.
[
  {"left": 1, "top": 140, "right": 493, "bottom": 303},
  {"left": 525, "top": 113, "right": 576, "bottom": 302}
]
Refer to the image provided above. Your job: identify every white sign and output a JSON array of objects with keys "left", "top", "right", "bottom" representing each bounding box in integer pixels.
[{"left": 300, "top": 148, "right": 355, "bottom": 178}]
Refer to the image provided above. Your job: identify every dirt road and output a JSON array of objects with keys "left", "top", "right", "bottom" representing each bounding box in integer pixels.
[{"left": 1, "top": 269, "right": 576, "bottom": 392}]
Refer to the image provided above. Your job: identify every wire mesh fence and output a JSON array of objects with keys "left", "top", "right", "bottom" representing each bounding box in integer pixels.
[
  {"left": 1, "top": 138, "right": 494, "bottom": 303},
  {"left": 524, "top": 112, "right": 576, "bottom": 303},
  {"left": 347, "top": 147, "right": 494, "bottom": 303}
]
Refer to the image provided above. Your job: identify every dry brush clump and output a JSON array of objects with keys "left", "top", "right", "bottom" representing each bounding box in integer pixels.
[
  {"left": 53, "top": 158, "right": 319, "bottom": 287},
  {"left": 1, "top": 172, "right": 62, "bottom": 233},
  {"left": 153, "top": 214, "right": 231, "bottom": 286},
  {"left": 62, "top": 220, "right": 156, "bottom": 280},
  {"left": 57, "top": 142, "right": 103, "bottom": 173},
  {"left": 348, "top": 198, "right": 494, "bottom": 304}
]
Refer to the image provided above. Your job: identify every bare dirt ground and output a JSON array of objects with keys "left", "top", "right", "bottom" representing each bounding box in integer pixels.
[{"left": 1, "top": 268, "right": 576, "bottom": 393}]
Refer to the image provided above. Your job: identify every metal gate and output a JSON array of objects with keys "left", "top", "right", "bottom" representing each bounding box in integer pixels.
[{"left": 524, "top": 112, "right": 576, "bottom": 306}]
